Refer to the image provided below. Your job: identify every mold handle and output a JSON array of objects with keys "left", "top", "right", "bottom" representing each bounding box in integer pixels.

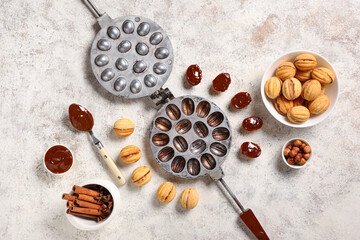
[
  {"left": 218, "top": 178, "right": 269, "bottom": 240},
  {"left": 240, "top": 209, "right": 270, "bottom": 240},
  {"left": 83, "top": 0, "right": 102, "bottom": 18}
]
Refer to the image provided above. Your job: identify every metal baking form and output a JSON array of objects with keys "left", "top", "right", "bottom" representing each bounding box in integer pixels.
[
  {"left": 87, "top": 1, "right": 174, "bottom": 99},
  {"left": 150, "top": 95, "right": 231, "bottom": 179}
]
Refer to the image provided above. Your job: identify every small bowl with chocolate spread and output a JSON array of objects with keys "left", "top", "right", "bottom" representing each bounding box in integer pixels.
[{"left": 43, "top": 145, "right": 74, "bottom": 175}]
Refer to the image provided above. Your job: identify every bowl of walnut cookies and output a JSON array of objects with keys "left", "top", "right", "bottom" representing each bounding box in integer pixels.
[{"left": 261, "top": 50, "right": 339, "bottom": 128}]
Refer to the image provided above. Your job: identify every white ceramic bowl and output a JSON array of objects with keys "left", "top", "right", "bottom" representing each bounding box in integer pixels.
[
  {"left": 282, "top": 138, "right": 312, "bottom": 169},
  {"left": 43, "top": 145, "right": 74, "bottom": 176},
  {"left": 66, "top": 179, "right": 120, "bottom": 231},
  {"left": 261, "top": 50, "right": 339, "bottom": 128}
]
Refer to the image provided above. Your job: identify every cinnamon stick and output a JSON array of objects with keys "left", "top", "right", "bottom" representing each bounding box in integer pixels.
[
  {"left": 62, "top": 193, "right": 76, "bottom": 201},
  {"left": 73, "top": 185, "right": 100, "bottom": 197},
  {"left": 76, "top": 193, "right": 101, "bottom": 204},
  {"left": 67, "top": 201, "right": 74, "bottom": 208},
  {"left": 66, "top": 209, "right": 99, "bottom": 220},
  {"left": 70, "top": 206, "right": 102, "bottom": 216},
  {"left": 75, "top": 199, "right": 102, "bottom": 210}
]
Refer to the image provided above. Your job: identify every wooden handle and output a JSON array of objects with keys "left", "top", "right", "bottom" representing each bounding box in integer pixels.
[
  {"left": 240, "top": 209, "right": 269, "bottom": 240},
  {"left": 98, "top": 148, "right": 126, "bottom": 185}
]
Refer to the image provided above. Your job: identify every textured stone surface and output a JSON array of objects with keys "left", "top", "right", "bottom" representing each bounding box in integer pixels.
[{"left": 0, "top": 0, "right": 359, "bottom": 239}]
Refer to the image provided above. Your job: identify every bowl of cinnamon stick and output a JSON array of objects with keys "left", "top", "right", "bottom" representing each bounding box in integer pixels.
[{"left": 62, "top": 179, "right": 120, "bottom": 230}]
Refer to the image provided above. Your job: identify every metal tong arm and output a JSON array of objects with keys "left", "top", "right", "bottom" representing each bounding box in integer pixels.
[
  {"left": 218, "top": 178, "right": 270, "bottom": 240},
  {"left": 84, "top": 0, "right": 103, "bottom": 18}
]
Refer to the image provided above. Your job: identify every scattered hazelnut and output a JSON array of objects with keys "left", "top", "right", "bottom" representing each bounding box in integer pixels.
[
  {"left": 289, "top": 150, "right": 297, "bottom": 158},
  {"left": 131, "top": 166, "right": 152, "bottom": 186},
  {"left": 303, "top": 145, "right": 311, "bottom": 153},
  {"left": 180, "top": 188, "right": 199, "bottom": 209},
  {"left": 303, "top": 153, "right": 310, "bottom": 160},
  {"left": 120, "top": 145, "right": 142, "bottom": 164},
  {"left": 157, "top": 182, "right": 176, "bottom": 203},
  {"left": 299, "top": 158, "right": 306, "bottom": 166},
  {"left": 284, "top": 148, "right": 291, "bottom": 157},
  {"left": 113, "top": 118, "right": 135, "bottom": 137},
  {"left": 293, "top": 139, "right": 302, "bottom": 147},
  {"left": 287, "top": 158, "right": 295, "bottom": 165},
  {"left": 300, "top": 143, "right": 306, "bottom": 149}
]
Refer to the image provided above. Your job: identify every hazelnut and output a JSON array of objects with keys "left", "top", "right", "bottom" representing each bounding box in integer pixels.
[
  {"left": 294, "top": 53, "right": 317, "bottom": 71},
  {"left": 275, "top": 62, "right": 296, "bottom": 81},
  {"left": 308, "top": 95, "right": 330, "bottom": 115},
  {"left": 282, "top": 78, "right": 302, "bottom": 100},
  {"left": 113, "top": 118, "right": 135, "bottom": 137},
  {"left": 300, "top": 143, "right": 306, "bottom": 149},
  {"left": 295, "top": 70, "right": 312, "bottom": 82},
  {"left": 294, "top": 154, "right": 302, "bottom": 163},
  {"left": 286, "top": 145, "right": 292, "bottom": 149},
  {"left": 287, "top": 158, "right": 295, "bottom": 165},
  {"left": 289, "top": 150, "right": 297, "bottom": 158},
  {"left": 292, "top": 147, "right": 300, "bottom": 152},
  {"left": 303, "top": 145, "right": 311, "bottom": 153},
  {"left": 299, "top": 158, "right": 306, "bottom": 166},
  {"left": 274, "top": 95, "right": 294, "bottom": 115},
  {"left": 293, "top": 139, "right": 302, "bottom": 147},
  {"left": 157, "top": 182, "right": 176, "bottom": 203},
  {"left": 264, "top": 77, "right": 282, "bottom": 99},
  {"left": 311, "top": 67, "right": 335, "bottom": 85},
  {"left": 303, "top": 153, "right": 311, "bottom": 160},
  {"left": 120, "top": 145, "right": 142, "bottom": 164},
  {"left": 293, "top": 96, "right": 305, "bottom": 106},
  {"left": 287, "top": 106, "right": 310, "bottom": 124},
  {"left": 284, "top": 148, "right": 291, "bottom": 157},
  {"left": 296, "top": 153, "right": 303, "bottom": 158},
  {"left": 301, "top": 80, "right": 321, "bottom": 101},
  {"left": 131, "top": 166, "right": 152, "bottom": 186},
  {"left": 180, "top": 188, "right": 199, "bottom": 209}
]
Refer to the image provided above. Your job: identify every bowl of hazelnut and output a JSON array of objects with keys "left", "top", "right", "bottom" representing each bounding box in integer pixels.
[
  {"left": 282, "top": 138, "right": 312, "bottom": 169},
  {"left": 261, "top": 50, "right": 339, "bottom": 128}
]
